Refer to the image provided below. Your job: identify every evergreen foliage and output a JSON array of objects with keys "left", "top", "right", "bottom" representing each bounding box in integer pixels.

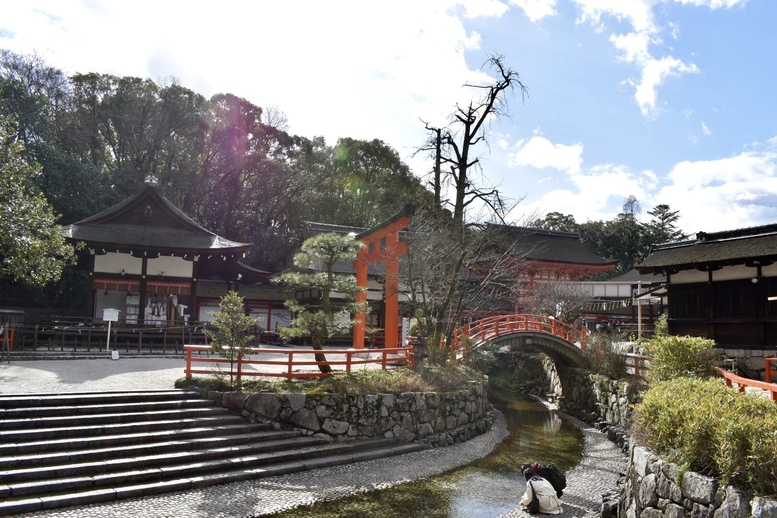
[
  {"left": 635, "top": 377, "right": 777, "bottom": 495},
  {"left": 272, "top": 232, "right": 366, "bottom": 373},
  {"left": 0, "top": 116, "right": 78, "bottom": 286},
  {"left": 206, "top": 291, "right": 261, "bottom": 389}
]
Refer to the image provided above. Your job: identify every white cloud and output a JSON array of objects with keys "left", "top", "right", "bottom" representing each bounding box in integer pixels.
[
  {"left": 701, "top": 121, "right": 711, "bottom": 136},
  {"left": 509, "top": 135, "right": 583, "bottom": 174},
  {"left": 570, "top": 0, "right": 745, "bottom": 118},
  {"left": 462, "top": 0, "right": 511, "bottom": 18},
  {"left": 632, "top": 56, "right": 699, "bottom": 117},
  {"left": 510, "top": 0, "right": 558, "bottom": 22},
  {"left": 674, "top": 0, "right": 749, "bottom": 8},
  {"left": 573, "top": 0, "right": 656, "bottom": 33},
  {"left": 515, "top": 162, "right": 654, "bottom": 224},
  {"left": 509, "top": 128, "right": 660, "bottom": 224},
  {"left": 657, "top": 150, "right": 777, "bottom": 233}
]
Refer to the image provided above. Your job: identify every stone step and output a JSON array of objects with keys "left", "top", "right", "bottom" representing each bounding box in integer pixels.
[
  {"left": 1, "top": 435, "right": 335, "bottom": 488},
  {"left": 0, "top": 391, "right": 204, "bottom": 413},
  {"left": 0, "top": 422, "right": 272, "bottom": 457},
  {"left": 0, "top": 398, "right": 214, "bottom": 419},
  {"left": 0, "top": 429, "right": 307, "bottom": 470},
  {"left": 0, "top": 390, "right": 429, "bottom": 517},
  {"left": 0, "top": 406, "right": 235, "bottom": 430},
  {"left": 0, "top": 414, "right": 251, "bottom": 442},
  {"left": 0, "top": 441, "right": 429, "bottom": 517}
]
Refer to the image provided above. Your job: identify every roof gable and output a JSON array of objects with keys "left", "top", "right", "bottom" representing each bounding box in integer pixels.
[
  {"left": 77, "top": 184, "right": 210, "bottom": 233},
  {"left": 63, "top": 182, "right": 249, "bottom": 253}
]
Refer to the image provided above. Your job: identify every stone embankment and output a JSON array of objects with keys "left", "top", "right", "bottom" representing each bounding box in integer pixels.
[
  {"left": 199, "top": 380, "right": 493, "bottom": 447},
  {"left": 622, "top": 445, "right": 777, "bottom": 518}
]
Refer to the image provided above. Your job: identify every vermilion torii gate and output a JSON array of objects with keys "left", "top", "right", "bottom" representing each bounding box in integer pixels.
[{"left": 352, "top": 205, "right": 413, "bottom": 350}]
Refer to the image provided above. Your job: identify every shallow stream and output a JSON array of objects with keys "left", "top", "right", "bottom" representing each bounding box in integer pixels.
[{"left": 269, "top": 390, "right": 585, "bottom": 517}]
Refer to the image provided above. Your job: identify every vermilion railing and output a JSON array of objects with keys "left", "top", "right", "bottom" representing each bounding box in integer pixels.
[
  {"left": 451, "top": 314, "right": 586, "bottom": 353},
  {"left": 766, "top": 357, "right": 777, "bottom": 384},
  {"left": 184, "top": 344, "right": 414, "bottom": 381},
  {"left": 716, "top": 366, "right": 777, "bottom": 402}
]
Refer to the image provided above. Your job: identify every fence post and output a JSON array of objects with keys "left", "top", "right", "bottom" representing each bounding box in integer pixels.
[
  {"left": 766, "top": 357, "right": 777, "bottom": 384},
  {"left": 185, "top": 346, "right": 193, "bottom": 379}
]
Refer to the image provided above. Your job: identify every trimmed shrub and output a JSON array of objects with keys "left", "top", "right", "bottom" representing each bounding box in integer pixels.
[
  {"left": 634, "top": 377, "right": 777, "bottom": 495},
  {"left": 644, "top": 335, "right": 716, "bottom": 382},
  {"left": 653, "top": 313, "right": 668, "bottom": 337}
]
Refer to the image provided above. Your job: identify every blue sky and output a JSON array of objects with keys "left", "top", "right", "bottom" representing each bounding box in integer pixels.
[{"left": 2, "top": 0, "right": 774, "bottom": 234}]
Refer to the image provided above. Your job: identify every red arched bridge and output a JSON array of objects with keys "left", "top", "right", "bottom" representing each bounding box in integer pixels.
[{"left": 451, "top": 314, "right": 588, "bottom": 365}]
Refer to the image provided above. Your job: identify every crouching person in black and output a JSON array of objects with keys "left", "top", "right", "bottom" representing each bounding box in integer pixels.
[
  {"left": 520, "top": 468, "right": 562, "bottom": 515},
  {"left": 529, "top": 461, "right": 567, "bottom": 497}
]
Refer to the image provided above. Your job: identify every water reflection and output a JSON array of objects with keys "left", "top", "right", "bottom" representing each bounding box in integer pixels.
[{"left": 269, "top": 391, "right": 584, "bottom": 517}]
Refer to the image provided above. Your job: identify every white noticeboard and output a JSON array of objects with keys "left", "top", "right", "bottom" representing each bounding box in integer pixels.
[
  {"left": 402, "top": 317, "right": 410, "bottom": 347},
  {"left": 103, "top": 308, "right": 120, "bottom": 354}
]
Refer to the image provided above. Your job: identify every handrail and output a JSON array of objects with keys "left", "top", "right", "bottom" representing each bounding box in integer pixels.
[
  {"left": 452, "top": 314, "right": 586, "bottom": 352},
  {"left": 184, "top": 344, "right": 415, "bottom": 381},
  {"left": 716, "top": 366, "right": 777, "bottom": 402}
]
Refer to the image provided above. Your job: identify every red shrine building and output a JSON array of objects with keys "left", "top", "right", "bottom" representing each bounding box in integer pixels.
[{"left": 488, "top": 226, "right": 617, "bottom": 312}]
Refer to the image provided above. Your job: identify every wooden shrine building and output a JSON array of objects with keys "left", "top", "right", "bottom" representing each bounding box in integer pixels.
[
  {"left": 636, "top": 223, "right": 777, "bottom": 349},
  {"left": 62, "top": 177, "right": 263, "bottom": 326}
]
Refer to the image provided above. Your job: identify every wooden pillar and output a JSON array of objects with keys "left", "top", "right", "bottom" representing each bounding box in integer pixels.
[
  {"left": 191, "top": 260, "right": 199, "bottom": 324},
  {"left": 139, "top": 257, "right": 148, "bottom": 324},
  {"left": 353, "top": 259, "right": 368, "bottom": 349},
  {"left": 384, "top": 253, "right": 400, "bottom": 349},
  {"left": 87, "top": 253, "right": 96, "bottom": 319}
]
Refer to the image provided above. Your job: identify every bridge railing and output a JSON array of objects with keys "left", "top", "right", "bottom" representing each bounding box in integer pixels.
[
  {"left": 451, "top": 314, "right": 587, "bottom": 354},
  {"left": 716, "top": 366, "right": 777, "bottom": 402},
  {"left": 183, "top": 344, "right": 414, "bottom": 381}
]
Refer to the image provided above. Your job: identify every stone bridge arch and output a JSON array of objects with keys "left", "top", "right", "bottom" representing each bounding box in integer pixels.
[{"left": 452, "top": 314, "right": 589, "bottom": 402}]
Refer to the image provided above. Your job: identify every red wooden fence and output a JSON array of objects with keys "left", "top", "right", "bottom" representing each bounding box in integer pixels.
[{"left": 184, "top": 344, "right": 414, "bottom": 381}]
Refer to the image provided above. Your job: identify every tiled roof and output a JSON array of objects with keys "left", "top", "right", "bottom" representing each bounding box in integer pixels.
[
  {"left": 636, "top": 223, "right": 777, "bottom": 272},
  {"left": 491, "top": 226, "right": 616, "bottom": 265},
  {"left": 62, "top": 183, "right": 249, "bottom": 254},
  {"left": 607, "top": 269, "right": 666, "bottom": 284}
]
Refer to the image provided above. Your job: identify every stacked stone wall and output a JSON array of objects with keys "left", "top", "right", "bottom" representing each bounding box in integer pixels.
[
  {"left": 499, "top": 351, "right": 639, "bottom": 429},
  {"left": 622, "top": 445, "right": 777, "bottom": 518},
  {"left": 200, "top": 381, "right": 493, "bottom": 447}
]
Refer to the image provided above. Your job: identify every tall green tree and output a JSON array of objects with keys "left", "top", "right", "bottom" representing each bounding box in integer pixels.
[
  {"left": 293, "top": 137, "right": 432, "bottom": 229},
  {"left": 530, "top": 211, "right": 579, "bottom": 232},
  {"left": 0, "top": 117, "right": 77, "bottom": 286},
  {"left": 646, "top": 204, "right": 687, "bottom": 244},
  {"left": 272, "top": 233, "right": 366, "bottom": 374}
]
